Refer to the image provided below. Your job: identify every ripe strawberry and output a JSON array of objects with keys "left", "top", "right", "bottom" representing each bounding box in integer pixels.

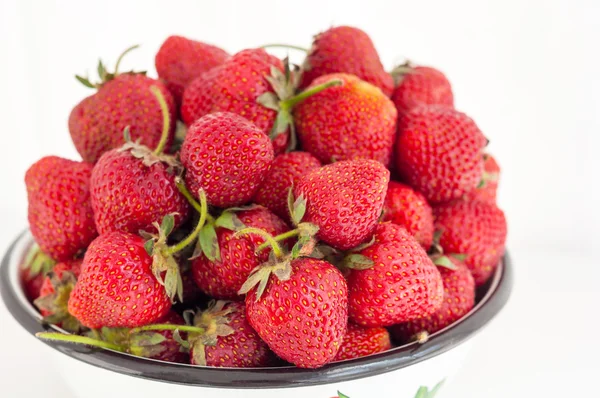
[
  {"left": 391, "top": 64, "right": 454, "bottom": 114},
  {"left": 188, "top": 301, "right": 274, "bottom": 367},
  {"left": 294, "top": 73, "right": 397, "bottom": 166},
  {"left": 333, "top": 323, "right": 391, "bottom": 361},
  {"left": 391, "top": 257, "right": 475, "bottom": 343},
  {"left": 346, "top": 223, "right": 443, "bottom": 327},
  {"left": 383, "top": 181, "right": 434, "bottom": 250},
  {"left": 253, "top": 152, "right": 321, "bottom": 221},
  {"left": 34, "top": 259, "right": 82, "bottom": 332},
  {"left": 25, "top": 156, "right": 98, "bottom": 261},
  {"left": 192, "top": 206, "right": 289, "bottom": 299},
  {"left": 243, "top": 257, "right": 348, "bottom": 368},
  {"left": 300, "top": 26, "right": 394, "bottom": 96},
  {"left": 294, "top": 159, "right": 390, "bottom": 251},
  {"left": 19, "top": 243, "right": 56, "bottom": 302},
  {"left": 145, "top": 311, "right": 189, "bottom": 363},
  {"left": 434, "top": 200, "right": 507, "bottom": 286},
  {"left": 155, "top": 35, "right": 229, "bottom": 105},
  {"left": 69, "top": 47, "right": 176, "bottom": 163},
  {"left": 395, "top": 106, "right": 487, "bottom": 204},
  {"left": 90, "top": 88, "right": 190, "bottom": 235},
  {"left": 68, "top": 231, "right": 171, "bottom": 328},
  {"left": 463, "top": 153, "right": 500, "bottom": 204},
  {"left": 180, "top": 112, "right": 274, "bottom": 208}
]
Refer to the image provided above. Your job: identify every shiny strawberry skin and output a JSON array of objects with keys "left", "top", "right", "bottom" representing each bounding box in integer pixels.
[
  {"left": 295, "top": 73, "right": 397, "bottom": 166},
  {"left": 90, "top": 149, "right": 190, "bottom": 234},
  {"left": 434, "top": 200, "right": 507, "bottom": 286},
  {"left": 155, "top": 35, "right": 229, "bottom": 105},
  {"left": 152, "top": 311, "right": 189, "bottom": 363},
  {"left": 333, "top": 323, "right": 391, "bottom": 361},
  {"left": 391, "top": 258, "right": 475, "bottom": 343},
  {"left": 181, "top": 49, "right": 289, "bottom": 154},
  {"left": 347, "top": 223, "right": 444, "bottom": 327},
  {"left": 301, "top": 26, "right": 394, "bottom": 96},
  {"left": 245, "top": 258, "right": 348, "bottom": 368},
  {"left": 392, "top": 66, "right": 454, "bottom": 114},
  {"left": 68, "top": 232, "right": 171, "bottom": 328},
  {"left": 38, "top": 260, "right": 82, "bottom": 318},
  {"left": 294, "top": 159, "right": 390, "bottom": 251},
  {"left": 68, "top": 74, "right": 176, "bottom": 163},
  {"left": 395, "top": 106, "right": 487, "bottom": 204},
  {"left": 25, "top": 156, "right": 98, "bottom": 261},
  {"left": 383, "top": 181, "right": 434, "bottom": 250},
  {"left": 463, "top": 153, "right": 500, "bottom": 204},
  {"left": 180, "top": 112, "right": 274, "bottom": 208},
  {"left": 191, "top": 302, "right": 274, "bottom": 367},
  {"left": 253, "top": 152, "right": 322, "bottom": 221},
  {"left": 192, "top": 206, "right": 289, "bottom": 299},
  {"left": 21, "top": 268, "right": 46, "bottom": 302}
]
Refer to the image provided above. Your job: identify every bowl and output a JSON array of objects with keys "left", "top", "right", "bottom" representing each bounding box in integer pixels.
[{"left": 1, "top": 231, "right": 512, "bottom": 398}]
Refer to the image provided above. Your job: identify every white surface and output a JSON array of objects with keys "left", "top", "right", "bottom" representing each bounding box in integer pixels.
[{"left": 0, "top": 0, "right": 599, "bottom": 396}]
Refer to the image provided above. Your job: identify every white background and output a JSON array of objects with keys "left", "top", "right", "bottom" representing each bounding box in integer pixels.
[{"left": 0, "top": 0, "right": 598, "bottom": 396}]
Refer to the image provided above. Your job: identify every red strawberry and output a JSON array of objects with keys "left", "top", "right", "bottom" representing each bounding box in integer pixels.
[
  {"left": 294, "top": 159, "right": 390, "bottom": 251},
  {"left": 391, "top": 257, "right": 475, "bottom": 343},
  {"left": 68, "top": 231, "right": 171, "bottom": 328},
  {"left": 383, "top": 181, "right": 434, "bottom": 250},
  {"left": 253, "top": 152, "right": 322, "bottom": 221},
  {"left": 333, "top": 323, "right": 391, "bottom": 361},
  {"left": 19, "top": 243, "right": 56, "bottom": 301},
  {"left": 391, "top": 65, "right": 454, "bottom": 114},
  {"left": 300, "top": 26, "right": 394, "bottom": 96},
  {"left": 463, "top": 153, "right": 500, "bottom": 204},
  {"left": 34, "top": 259, "right": 82, "bottom": 332},
  {"left": 25, "top": 156, "right": 98, "bottom": 261},
  {"left": 433, "top": 200, "right": 507, "bottom": 286},
  {"left": 192, "top": 206, "right": 289, "bottom": 299},
  {"left": 243, "top": 257, "right": 348, "bottom": 368},
  {"left": 21, "top": 268, "right": 46, "bottom": 302},
  {"left": 155, "top": 35, "right": 229, "bottom": 105},
  {"left": 395, "top": 106, "right": 487, "bottom": 204},
  {"left": 69, "top": 47, "right": 176, "bottom": 163},
  {"left": 188, "top": 301, "right": 274, "bottom": 367},
  {"left": 346, "top": 223, "right": 443, "bottom": 327},
  {"left": 294, "top": 73, "right": 397, "bottom": 166},
  {"left": 180, "top": 112, "right": 275, "bottom": 208},
  {"left": 146, "top": 311, "right": 189, "bottom": 363}
]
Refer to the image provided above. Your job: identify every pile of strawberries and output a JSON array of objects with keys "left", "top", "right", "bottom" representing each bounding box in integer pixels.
[{"left": 20, "top": 25, "right": 507, "bottom": 369}]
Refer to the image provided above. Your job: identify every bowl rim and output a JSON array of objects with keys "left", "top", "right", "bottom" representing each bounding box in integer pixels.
[{"left": 1, "top": 230, "right": 513, "bottom": 389}]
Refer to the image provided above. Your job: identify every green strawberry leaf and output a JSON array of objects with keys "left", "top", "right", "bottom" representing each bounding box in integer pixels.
[
  {"left": 144, "top": 240, "right": 154, "bottom": 256},
  {"left": 414, "top": 386, "right": 428, "bottom": 398},
  {"left": 428, "top": 380, "right": 445, "bottom": 398},
  {"left": 214, "top": 211, "right": 244, "bottom": 231},
  {"left": 257, "top": 92, "right": 280, "bottom": 111},
  {"left": 432, "top": 255, "right": 458, "bottom": 270},
  {"left": 291, "top": 193, "right": 307, "bottom": 225},
  {"left": 199, "top": 224, "right": 220, "bottom": 262},
  {"left": 75, "top": 75, "right": 95, "bottom": 89},
  {"left": 450, "top": 253, "right": 467, "bottom": 262},
  {"left": 343, "top": 254, "right": 374, "bottom": 270},
  {"left": 337, "top": 392, "right": 350, "bottom": 398},
  {"left": 97, "top": 60, "right": 107, "bottom": 82},
  {"left": 160, "top": 214, "right": 175, "bottom": 237}
]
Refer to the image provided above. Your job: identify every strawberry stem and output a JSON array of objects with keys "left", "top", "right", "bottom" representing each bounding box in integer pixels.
[
  {"left": 235, "top": 228, "right": 284, "bottom": 258},
  {"left": 175, "top": 177, "right": 215, "bottom": 223},
  {"left": 256, "top": 229, "right": 300, "bottom": 252},
  {"left": 36, "top": 332, "right": 124, "bottom": 352},
  {"left": 279, "top": 79, "right": 343, "bottom": 111},
  {"left": 260, "top": 44, "right": 309, "bottom": 53},
  {"left": 129, "top": 324, "right": 205, "bottom": 335},
  {"left": 114, "top": 44, "right": 140, "bottom": 76},
  {"left": 164, "top": 189, "right": 209, "bottom": 256},
  {"left": 150, "top": 86, "right": 171, "bottom": 156}
]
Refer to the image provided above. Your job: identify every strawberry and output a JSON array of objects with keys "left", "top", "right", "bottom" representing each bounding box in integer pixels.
[
  {"left": 253, "top": 151, "right": 322, "bottom": 221},
  {"left": 463, "top": 153, "right": 500, "bottom": 204},
  {"left": 333, "top": 323, "right": 391, "bottom": 361},
  {"left": 68, "top": 231, "right": 171, "bottom": 328},
  {"left": 188, "top": 301, "right": 274, "bottom": 367},
  {"left": 142, "top": 311, "right": 189, "bottom": 363},
  {"left": 383, "top": 181, "right": 434, "bottom": 250},
  {"left": 155, "top": 35, "right": 229, "bottom": 105},
  {"left": 242, "top": 256, "right": 348, "bottom": 368},
  {"left": 433, "top": 200, "right": 507, "bottom": 286},
  {"left": 345, "top": 223, "right": 443, "bottom": 327},
  {"left": 395, "top": 106, "right": 487, "bottom": 204},
  {"left": 19, "top": 243, "right": 56, "bottom": 302},
  {"left": 391, "top": 256, "right": 475, "bottom": 343},
  {"left": 191, "top": 206, "right": 289, "bottom": 299},
  {"left": 69, "top": 46, "right": 176, "bottom": 163},
  {"left": 294, "top": 73, "right": 397, "bottom": 166},
  {"left": 34, "top": 259, "right": 82, "bottom": 332},
  {"left": 180, "top": 112, "right": 275, "bottom": 208},
  {"left": 181, "top": 49, "right": 340, "bottom": 154},
  {"left": 25, "top": 156, "right": 98, "bottom": 261},
  {"left": 300, "top": 26, "right": 394, "bottom": 96},
  {"left": 294, "top": 159, "right": 390, "bottom": 251},
  {"left": 391, "top": 64, "right": 454, "bottom": 114},
  {"left": 90, "top": 87, "right": 190, "bottom": 235}
]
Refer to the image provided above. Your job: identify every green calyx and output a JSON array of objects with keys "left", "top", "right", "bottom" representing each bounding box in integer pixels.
[
  {"left": 390, "top": 60, "right": 416, "bottom": 86},
  {"left": 21, "top": 243, "right": 56, "bottom": 278},
  {"left": 413, "top": 380, "right": 445, "bottom": 398},
  {"left": 75, "top": 44, "right": 144, "bottom": 89},
  {"left": 33, "top": 270, "right": 83, "bottom": 333},
  {"left": 187, "top": 301, "right": 235, "bottom": 366}
]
